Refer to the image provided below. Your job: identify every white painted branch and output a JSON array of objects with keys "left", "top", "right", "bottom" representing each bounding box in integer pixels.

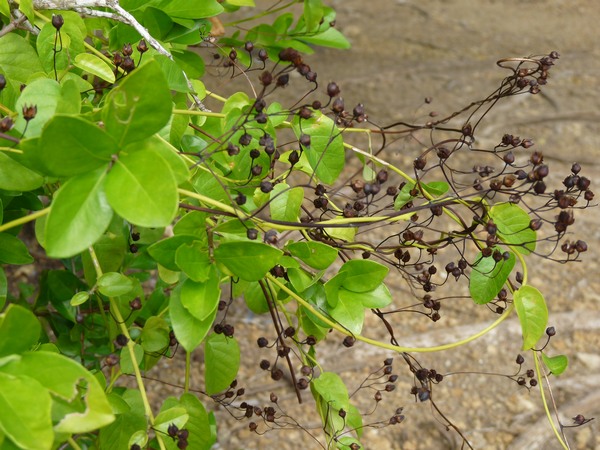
[{"left": 23, "top": 0, "right": 209, "bottom": 111}]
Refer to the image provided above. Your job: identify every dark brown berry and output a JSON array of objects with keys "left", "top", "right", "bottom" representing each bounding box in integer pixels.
[{"left": 52, "top": 14, "right": 64, "bottom": 30}]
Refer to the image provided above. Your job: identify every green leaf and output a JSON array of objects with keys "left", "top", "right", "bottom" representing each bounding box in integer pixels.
[
  {"left": 70, "top": 291, "right": 90, "bottom": 306},
  {"left": 229, "top": 0, "right": 255, "bottom": 5},
  {"left": 154, "top": 407, "right": 188, "bottom": 435},
  {"left": 105, "top": 146, "right": 178, "bottom": 227},
  {"left": 489, "top": 203, "right": 536, "bottom": 255},
  {"left": 97, "top": 272, "right": 134, "bottom": 297},
  {"left": 180, "top": 275, "right": 221, "bottom": 321},
  {"left": 170, "top": 284, "right": 217, "bottom": 352},
  {"left": 143, "top": 7, "right": 173, "bottom": 39},
  {"left": 329, "top": 294, "right": 365, "bottom": 335},
  {"left": 514, "top": 285, "right": 548, "bottom": 350},
  {"left": 179, "top": 393, "right": 214, "bottom": 450},
  {"left": 15, "top": 78, "right": 65, "bottom": 138},
  {"left": 18, "top": 0, "right": 34, "bottom": 22},
  {"left": 159, "top": 0, "right": 224, "bottom": 19},
  {"left": 175, "top": 242, "right": 211, "bottom": 282},
  {"left": 291, "top": 110, "right": 345, "bottom": 184},
  {"left": 311, "top": 372, "right": 349, "bottom": 411},
  {"left": 287, "top": 241, "right": 338, "bottom": 270},
  {"left": 298, "top": 27, "right": 350, "bottom": 49},
  {"left": 541, "top": 353, "right": 568, "bottom": 376},
  {"left": 37, "top": 21, "right": 84, "bottom": 75},
  {"left": 120, "top": 344, "right": 144, "bottom": 375},
  {"left": 204, "top": 333, "right": 240, "bottom": 395},
  {"left": 339, "top": 260, "right": 389, "bottom": 293},
  {"left": 304, "top": 0, "right": 324, "bottom": 32},
  {"left": 214, "top": 242, "right": 283, "bottom": 281},
  {"left": 269, "top": 183, "right": 304, "bottom": 222},
  {"left": 0, "top": 33, "right": 43, "bottom": 83},
  {"left": 0, "top": 152, "right": 44, "bottom": 191},
  {"left": 140, "top": 316, "right": 170, "bottom": 353},
  {"left": 38, "top": 115, "right": 117, "bottom": 177},
  {"left": 155, "top": 55, "right": 188, "bottom": 92},
  {"left": 173, "top": 211, "right": 207, "bottom": 238},
  {"left": 393, "top": 181, "right": 415, "bottom": 210},
  {"left": 1, "top": 351, "right": 115, "bottom": 433},
  {"left": 242, "top": 282, "right": 270, "bottom": 314},
  {"left": 0, "top": 0, "right": 10, "bottom": 18},
  {"left": 99, "top": 412, "right": 147, "bottom": 450},
  {"left": 469, "top": 249, "right": 515, "bottom": 305},
  {"left": 172, "top": 49, "right": 205, "bottom": 79},
  {"left": 0, "top": 233, "right": 33, "bottom": 264},
  {"left": 148, "top": 235, "right": 198, "bottom": 271},
  {"left": 74, "top": 53, "right": 115, "bottom": 83},
  {"left": 0, "top": 372, "right": 53, "bottom": 450},
  {"left": 44, "top": 168, "right": 114, "bottom": 258},
  {"left": 423, "top": 181, "right": 449, "bottom": 197},
  {"left": 0, "top": 304, "right": 40, "bottom": 358},
  {"left": 338, "top": 283, "right": 392, "bottom": 309},
  {"left": 324, "top": 272, "right": 346, "bottom": 308},
  {"left": 102, "top": 60, "right": 172, "bottom": 145}
]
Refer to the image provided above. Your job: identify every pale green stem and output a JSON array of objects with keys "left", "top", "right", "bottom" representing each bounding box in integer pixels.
[
  {"left": 205, "top": 90, "right": 227, "bottom": 103},
  {"left": 88, "top": 247, "right": 166, "bottom": 450},
  {"left": 0, "top": 207, "right": 50, "bottom": 233},
  {"left": 66, "top": 436, "right": 82, "bottom": 450},
  {"left": 0, "top": 147, "right": 23, "bottom": 154},
  {"left": 533, "top": 351, "right": 569, "bottom": 450},
  {"left": 268, "top": 274, "right": 514, "bottom": 353},
  {"left": 172, "top": 108, "right": 225, "bottom": 118}
]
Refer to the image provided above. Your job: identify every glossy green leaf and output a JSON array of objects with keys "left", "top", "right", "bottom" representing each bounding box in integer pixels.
[
  {"left": 0, "top": 0, "right": 10, "bottom": 17},
  {"left": 469, "top": 249, "right": 515, "bottom": 305},
  {"left": 155, "top": 55, "right": 188, "bottom": 92},
  {"left": 489, "top": 203, "right": 536, "bottom": 255},
  {"left": 1, "top": 351, "right": 115, "bottom": 433},
  {"left": 0, "top": 233, "right": 33, "bottom": 265},
  {"left": 269, "top": 183, "right": 304, "bottom": 222},
  {"left": 99, "top": 413, "right": 147, "bottom": 450},
  {"left": 287, "top": 241, "right": 338, "bottom": 270},
  {"left": 102, "top": 60, "right": 172, "bottom": 145},
  {"left": 214, "top": 241, "right": 283, "bottom": 281},
  {"left": 180, "top": 275, "right": 221, "bottom": 321},
  {"left": 37, "top": 21, "right": 84, "bottom": 75},
  {"left": 154, "top": 407, "right": 188, "bottom": 435},
  {"left": 140, "top": 317, "right": 170, "bottom": 353},
  {"left": 97, "top": 272, "right": 134, "bottom": 297},
  {"left": 179, "top": 393, "right": 214, "bottom": 450},
  {"left": 423, "top": 181, "right": 449, "bottom": 197},
  {"left": 229, "top": 0, "right": 255, "bottom": 5},
  {"left": 324, "top": 271, "right": 346, "bottom": 308},
  {"left": 311, "top": 372, "right": 349, "bottom": 411},
  {"left": 0, "top": 152, "right": 44, "bottom": 191},
  {"left": 0, "top": 304, "right": 40, "bottom": 358},
  {"left": 143, "top": 7, "right": 173, "bottom": 39},
  {"left": 304, "top": 0, "right": 324, "bottom": 31},
  {"left": 148, "top": 235, "right": 197, "bottom": 271},
  {"left": 291, "top": 110, "right": 344, "bottom": 184},
  {"left": 338, "top": 283, "right": 392, "bottom": 309},
  {"left": 70, "top": 291, "right": 90, "bottom": 306},
  {"left": 242, "top": 282, "right": 270, "bottom": 314},
  {"left": 175, "top": 242, "right": 211, "bottom": 282},
  {"left": 0, "top": 372, "right": 53, "bottom": 450},
  {"left": 0, "top": 33, "right": 43, "bottom": 83},
  {"left": 74, "top": 53, "right": 115, "bottom": 83},
  {"left": 172, "top": 49, "right": 206, "bottom": 79},
  {"left": 514, "top": 285, "right": 548, "bottom": 350},
  {"left": 144, "top": 135, "right": 190, "bottom": 186},
  {"left": 105, "top": 146, "right": 178, "bottom": 227},
  {"left": 44, "top": 168, "right": 113, "bottom": 258},
  {"left": 329, "top": 294, "right": 365, "bottom": 335},
  {"left": 204, "top": 333, "right": 240, "bottom": 395},
  {"left": 173, "top": 211, "right": 207, "bottom": 238},
  {"left": 298, "top": 27, "right": 350, "bottom": 49},
  {"left": 393, "top": 181, "right": 415, "bottom": 210},
  {"left": 339, "top": 259, "right": 389, "bottom": 293},
  {"left": 542, "top": 353, "right": 568, "bottom": 376},
  {"left": 38, "top": 115, "right": 117, "bottom": 177},
  {"left": 170, "top": 284, "right": 217, "bottom": 352},
  {"left": 15, "top": 78, "right": 65, "bottom": 138},
  {"left": 159, "top": 0, "right": 224, "bottom": 19}
]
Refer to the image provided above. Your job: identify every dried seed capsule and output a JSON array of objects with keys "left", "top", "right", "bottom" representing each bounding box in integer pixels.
[{"left": 52, "top": 14, "right": 64, "bottom": 30}]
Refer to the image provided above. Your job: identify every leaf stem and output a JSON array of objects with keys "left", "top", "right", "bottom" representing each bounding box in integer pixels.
[
  {"left": 87, "top": 246, "right": 166, "bottom": 450},
  {"left": 268, "top": 274, "right": 514, "bottom": 353},
  {"left": 66, "top": 436, "right": 82, "bottom": 450},
  {"left": 184, "top": 351, "right": 191, "bottom": 394},
  {"left": 533, "top": 351, "right": 570, "bottom": 450},
  {"left": 0, "top": 207, "right": 50, "bottom": 233},
  {"left": 172, "top": 108, "right": 225, "bottom": 118}
]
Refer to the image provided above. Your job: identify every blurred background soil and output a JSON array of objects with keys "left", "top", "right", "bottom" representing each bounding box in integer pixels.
[{"left": 144, "top": 1, "right": 600, "bottom": 449}]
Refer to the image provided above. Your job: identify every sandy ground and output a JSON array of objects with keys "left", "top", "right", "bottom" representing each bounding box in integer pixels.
[{"left": 142, "top": 1, "right": 600, "bottom": 449}]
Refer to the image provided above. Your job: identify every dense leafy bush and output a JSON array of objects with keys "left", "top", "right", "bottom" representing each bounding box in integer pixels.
[{"left": 0, "top": 1, "right": 593, "bottom": 449}]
